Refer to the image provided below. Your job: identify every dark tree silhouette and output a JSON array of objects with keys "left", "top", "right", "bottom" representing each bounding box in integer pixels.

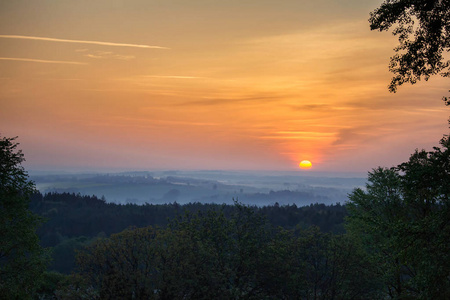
[
  {"left": 346, "top": 136, "right": 450, "bottom": 299},
  {"left": 370, "top": 0, "right": 450, "bottom": 95},
  {"left": 0, "top": 135, "right": 49, "bottom": 299}
]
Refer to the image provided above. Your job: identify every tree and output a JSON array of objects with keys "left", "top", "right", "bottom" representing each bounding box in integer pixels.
[
  {"left": 75, "top": 200, "right": 383, "bottom": 299},
  {"left": 346, "top": 136, "right": 450, "bottom": 298},
  {"left": 266, "top": 226, "right": 381, "bottom": 300},
  {"left": 370, "top": 0, "right": 450, "bottom": 95},
  {"left": 346, "top": 167, "right": 410, "bottom": 298},
  {"left": 156, "top": 210, "right": 233, "bottom": 300},
  {"left": 0, "top": 135, "right": 49, "bottom": 299},
  {"left": 155, "top": 203, "right": 276, "bottom": 299},
  {"left": 76, "top": 226, "right": 159, "bottom": 299},
  {"left": 395, "top": 136, "right": 450, "bottom": 298}
]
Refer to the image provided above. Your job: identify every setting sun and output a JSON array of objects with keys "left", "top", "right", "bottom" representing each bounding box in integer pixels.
[
  {"left": 0, "top": 1, "right": 448, "bottom": 173},
  {"left": 299, "top": 160, "right": 312, "bottom": 170}
]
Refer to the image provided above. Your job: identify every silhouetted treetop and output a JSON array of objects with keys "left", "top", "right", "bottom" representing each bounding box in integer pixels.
[
  {"left": 370, "top": 0, "right": 450, "bottom": 92},
  {"left": 0, "top": 135, "right": 49, "bottom": 299}
]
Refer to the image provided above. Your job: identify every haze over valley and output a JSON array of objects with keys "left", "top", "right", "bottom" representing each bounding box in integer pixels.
[{"left": 31, "top": 170, "right": 366, "bottom": 206}]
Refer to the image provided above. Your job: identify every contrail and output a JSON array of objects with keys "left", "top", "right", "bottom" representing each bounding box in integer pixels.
[
  {"left": 0, "top": 35, "right": 169, "bottom": 49},
  {"left": 0, "top": 57, "right": 87, "bottom": 65}
]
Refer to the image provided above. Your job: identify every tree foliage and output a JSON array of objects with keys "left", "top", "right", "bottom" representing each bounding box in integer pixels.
[
  {"left": 0, "top": 135, "right": 49, "bottom": 299},
  {"left": 29, "top": 192, "right": 347, "bottom": 275},
  {"left": 73, "top": 202, "right": 377, "bottom": 299},
  {"left": 346, "top": 136, "right": 450, "bottom": 299},
  {"left": 77, "top": 227, "right": 158, "bottom": 299},
  {"left": 370, "top": 0, "right": 450, "bottom": 93}
]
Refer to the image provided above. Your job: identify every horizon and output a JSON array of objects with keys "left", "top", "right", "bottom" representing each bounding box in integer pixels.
[
  {"left": 1, "top": 0, "right": 449, "bottom": 173},
  {"left": 28, "top": 167, "right": 367, "bottom": 178},
  {"left": 29, "top": 167, "right": 367, "bottom": 206}
]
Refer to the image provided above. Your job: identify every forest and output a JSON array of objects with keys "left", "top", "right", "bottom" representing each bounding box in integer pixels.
[
  {"left": 1, "top": 134, "right": 449, "bottom": 299},
  {"left": 29, "top": 192, "right": 347, "bottom": 274},
  {"left": 2, "top": 0, "right": 450, "bottom": 299}
]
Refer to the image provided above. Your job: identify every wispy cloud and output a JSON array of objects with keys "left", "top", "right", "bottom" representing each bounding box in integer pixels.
[
  {"left": 110, "top": 116, "right": 219, "bottom": 127},
  {"left": 275, "top": 131, "right": 335, "bottom": 136},
  {"left": 84, "top": 51, "right": 135, "bottom": 60},
  {"left": 0, "top": 35, "right": 169, "bottom": 49},
  {"left": 331, "top": 125, "right": 395, "bottom": 148},
  {"left": 143, "top": 75, "right": 203, "bottom": 79},
  {"left": 260, "top": 133, "right": 335, "bottom": 140},
  {"left": 40, "top": 78, "right": 83, "bottom": 81},
  {"left": 0, "top": 57, "right": 87, "bottom": 65},
  {"left": 179, "top": 95, "right": 281, "bottom": 106},
  {"left": 288, "top": 103, "right": 332, "bottom": 111}
]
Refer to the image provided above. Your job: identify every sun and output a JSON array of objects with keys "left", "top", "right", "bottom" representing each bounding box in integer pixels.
[{"left": 299, "top": 160, "right": 312, "bottom": 170}]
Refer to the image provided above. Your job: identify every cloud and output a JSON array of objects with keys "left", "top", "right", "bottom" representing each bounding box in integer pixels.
[
  {"left": 288, "top": 103, "right": 333, "bottom": 111},
  {"left": 143, "top": 75, "right": 204, "bottom": 79},
  {"left": 0, "top": 57, "right": 87, "bottom": 65},
  {"left": 260, "top": 131, "right": 335, "bottom": 140},
  {"left": 0, "top": 35, "right": 169, "bottom": 49},
  {"left": 107, "top": 116, "right": 219, "bottom": 127},
  {"left": 40, "top": 78, "right": 83, "bottom": 81},
  {"left": 84, "top": 51, "right": 135, "bottom": 60},
  {"left": 332, "top": 127, "right": 369, "bottom": 147},
  {"left": 331, "top": 125, "right": 399, "bottom": 150},
  {"left": 179, "top": 94, "right": 282, "bottom": 106}
]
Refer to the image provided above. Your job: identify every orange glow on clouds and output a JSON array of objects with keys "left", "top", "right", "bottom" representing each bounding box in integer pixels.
[{"left": 0, "top": 1, "right": 449, "bottom": 172}]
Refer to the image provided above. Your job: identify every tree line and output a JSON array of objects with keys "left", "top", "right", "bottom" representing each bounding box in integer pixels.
[
  {"left": 28, "top": 191, "right": 347, "bottom": 274},
  {"left": 2, "top": 134, "right": 449, "bottom": 299}
]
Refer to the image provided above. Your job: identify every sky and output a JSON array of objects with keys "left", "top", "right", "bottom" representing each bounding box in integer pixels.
[{"left": 1, "top": 0, "right": 449, "bottom": 173}]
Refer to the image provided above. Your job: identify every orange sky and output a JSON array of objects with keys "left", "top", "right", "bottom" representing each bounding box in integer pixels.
[{"left": 1, "top": 0, "right": 448, "bottom": 172}]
